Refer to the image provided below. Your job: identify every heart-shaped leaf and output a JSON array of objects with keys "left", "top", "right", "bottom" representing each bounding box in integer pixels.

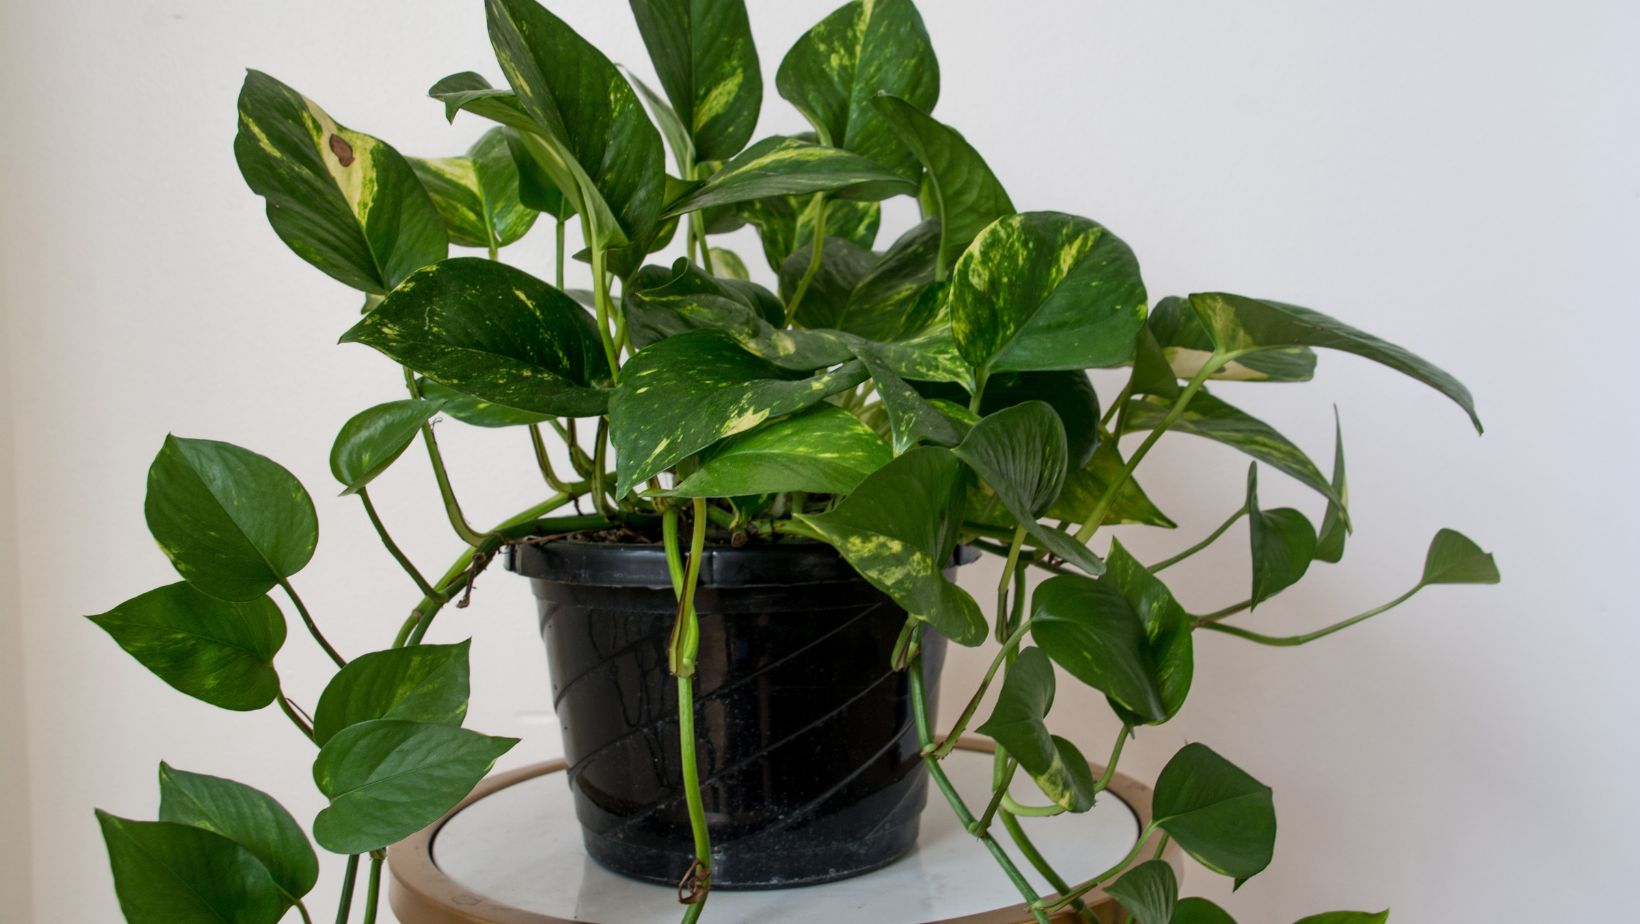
[
  {"left": 312, "top": 719, "right": 517, "bottom": 854},
  {"left": 873, "top": 95, "right": 1014, "bottom": 275},
  {"left": 611, "top": 331, "right": 868, "bottom": 495},
  {"left": 855, "top": 347, "right": 967, "bottom": 453},
  {"left": 1174, "top": 898, "right": 1239, "bottom": 924},
  {"left": 1246, "top": 465, "right": 1317, "bottom": 608},
  {"left": 665, "top": 137, "right": 916, "bottom": 216},
  {"left": 798, "top": 447, "right": 985, "bottom": 646},
  {"left": 667, "top": 405, "right": 890, "bottom": 498},
  {"left": 919, "top": 371, "right": 1100, "bottom": 469},
  {"left": 975, "top": 647, "right": 1099, "bottom": 812},
  {"left": 1104, "top": 540, "right": 1193, "bottom": 724},
  {"left": 341, "top": 257, "right": 608, "bottom": 417},
  {"left": 950, "top": 212, "right": 1147, "bottom": 374},
  {"left": 1419, "top": 529, "right": 1500, "bottom": 586},
  {"left": 311, "top": 641, "right": 473, "bottom": 746},
  {"left": 1122, "top": 389, "right": 1342, "bottom": 509},
  {"left": 329, "top": 399, "right": 444, "bottom": 494},
  {"left": 628, "top": 0, "right": 762, "bottom": 163},
  {"left": 1030, "top": 574, "right": 1166, "bottom": 722},
  {"left": 1152, "top": 743, "right": 1276, "bottom": 885},
  {"left": 776, "top": 0, "right": 939, "bottom": 181},
  {"left": 1048, "top": 442, "right": 1175, "bottom": 529},
  {"left": 485, "top": 0, "right": 666, "bottom": 263},
  {"left": 1293, "top": 913, "right": 1390, "bottom": 924},
  {"left": 1105, "top": 860, "right": 1179, "bottom": 924},
  {"left": 418, "top": 379, "right": 550, "bottom": 428},
  {"left": 782, "top": 220, "right": 943, "bottom": 341},
  {"left": 410, "top": 127, "right": 538, "bottom": 251},
  {"left": 1189, "top": 292, "right": 1482, "bottom": 432},
  {"left": 234, "top": 70, "right": 447, "bottom": 294},
  {"left": 88, "top": 584, "right": 284, "bottom": 711},
  {"left": 1314, "top": 410, "right": 1350, "bottom": 563},
  {"left": 1148, "top": 296, "right": 1316, "bottom": 383},
  {"left": 740, "top": 192, "right": 880, "bottom": 272},
  {"left": 157, "top": 764, "right": 318, "bottom": 902},
  {"left": 95, "top": 811, "right": 287, "bottom": 924},
  {"left": 145, "top": 436, "right": 318, "bottom": 602}
]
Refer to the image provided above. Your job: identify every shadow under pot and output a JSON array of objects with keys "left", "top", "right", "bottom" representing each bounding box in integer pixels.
[{"left": 505, "top": 539, "right": 966, "bottom": 889}]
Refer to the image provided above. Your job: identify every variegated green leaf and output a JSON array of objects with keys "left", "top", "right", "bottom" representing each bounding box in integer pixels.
[
  {"left": 610, "top": 330, "right": 869, "bottom": 495},
  {"left": 920, "top": 371, "right": 1100, "bottom": 468},
  {"left": 1315, "top": 409, "right": 1350, "bottom": 563},
  {"left": 1246, "top": 465, "right": 1317, "bottom": 608},
  {"left": 410, "top": 127, "right": 538, "bottom": 251},
  {"left": 782, "top": 219, "right": 942, "bottom": 340},
  {"left": 1104, "top": 540, "right": 1193, "bottom": 724},
  {"left": 418, "top": 379, "right": 550, "bottom": 428},
  {"left": 484, "top": 0, "right": 666, "bottom": 263},
  {"left": 797, "top": 447, "right": 985, "bottom": 645},
  {"left": 1189, "top": 291, "right": 1482, "bottom": 432},
  {"left": 874, "top": 95, "right": 1014, "bottom": 276},
  {"left": 975, "top": 647, "right": 1099, "bottom": 812},
  {"left": 1105, "top": 860, "right": 1179, "bottom": 924},
  {"left": 776, "top": 0, "right": 939, "bottom": 181},
  {"left": 1030, "top": 573, "right": 1167, "bottom": 722},
  {"left": 1149, "top": 296, "right": 1316, "bottom": 383},
  {"left": 860, "top": 322, "right": 972, "bottom": 388},
  {"left": 1152, "top": 743, "right": 1276, "bottom": 885},
  {"left": 626, "top": 68, "right": 696, "bottom": 171},
  {"left": 667, "top": 405, "right": 891, "bottom": 497},
  {"left": 1122, "top": 389, "right": 1343, "bottom": 508},
  {"left": 740, "top": 192, "right": 880, "bottom": 272},
  {"left": 709, "top": 247, "right": 750, "bottom": 280},
  {"left": 1049, "top": 441, "right": 1176, "bottom": 529},
  {"left": 665, "top": 136, "right": 916, "bottom": 217},
  {"left": 855, "top": 347, "right": 966, "bottom": 452},
  {"left": 950, "top": 212, "right": 1148, "bottom": 374},
  {"left": 502, "top": 125, "right": 571, "bottom": 218},
  {"left": 340, "top": 258, "right": 608, "bottom": 417},
  {"left": 329, "top": 399, "right": 444, "bottom": 495},
  {"left": 629, "top": 0, "right": 761, "bottom": 163},
  {"left": 235, "top": 70, "right": 447, "bottom": 294}
]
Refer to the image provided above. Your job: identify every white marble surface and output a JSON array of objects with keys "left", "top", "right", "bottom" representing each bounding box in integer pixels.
[{"left": 434, "top": 749, "right": 1139, "bottom": 923}]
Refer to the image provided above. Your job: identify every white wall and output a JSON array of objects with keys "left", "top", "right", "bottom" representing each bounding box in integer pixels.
[{"left": 2, "top": 1, "right": 1634, "bottom": 922}]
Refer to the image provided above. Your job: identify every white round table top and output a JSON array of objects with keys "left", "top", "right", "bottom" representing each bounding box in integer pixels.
[{"left": 417, "top": 747, "right": 1143, "bottom": 924}]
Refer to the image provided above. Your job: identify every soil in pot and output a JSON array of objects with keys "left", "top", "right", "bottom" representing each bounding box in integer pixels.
[{"left": 506, "top": 538, "right": 960, "bottom": 889}]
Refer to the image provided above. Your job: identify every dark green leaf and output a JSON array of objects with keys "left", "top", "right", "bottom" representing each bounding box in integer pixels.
[
  {"left": 1049, "top": 441, "right": 1176, "bottom": 529},
  {"left": 503, "top": 126, "right": 570, "bottom": 218},
  {"left": 920, "top": 371, "right": 1100, "bottom": 468},
  {"left": 1174, "top": 898, "right": 1239, "bottom": 924},
  {"left": 873, "top": 95, "right": 1014, "bottom": 275},
  {"left": 783, "top": 220, "right": 943, "bottom": 342},
  {"left": 1246, "top": 466, "right": 1317, "bottom": 608},
  {"left": 776, "top": 0, "right": 939, "bottom": 181},
  {"left": 418, "top": 379, "right": 550, "bottom": 428},
  {"left": 1314, "top": 410, "right": 1350, "bottom": 563},
  {"left": 1152, "top": 743, "right": 1277, "bottom": 885},
  {"left": 1104, "top": 860, "right": 1178, "bottom": 924},
  {"left": 311, "top": 641, "right": 473, "bottom": 746},
  {"left": 667, "top": 405, "right": 891, "bottom": 497},
  {"left": 665, "top": 137, "right": 915, "bottom": 216},
  {"left": 145, "top": 436, "right": 318, "bottom": 601},
  {"left": 628, "top": 0, "right": 761, "bottom": 162},
  {"left": 798, "top": 447, "right": 985, "bottom": 645},
  {"left": 1104, "top": 540, "right": 1193, "bottom": 724},
  {"left": 975, "top": 647, "right": 1098, "bottom": 812},
  {"left": 234, "top": 70, "right": 447, "bottom": 294},
  {"left": 1122, "top": 389, "right": 1343, "bottom": 509},
  {"left": 1419, "top": 529, "right": 1500, "bottom": 586},
  {"left": 329, "top": 399, "right": 443, "bottom": 494},
  {"left": 1149, "top": 296, "right": 1316, "bottom": 383},
  {"left": 1030, "top": 574, "right": 1166, "bottom": 722},
  {"left": 340, "top": 257, "right": 608, "bottom": 417},
  {"left": 410, "top": 127, "right": 538, "bottom": 251},
  {"left": 312, "top": 719, "right": 517, "bottom": 854},
  {"left": 96, "top": 811, "right": 286, "bottom": 924},
  {"left": 485, "top": 0, "right": 666, "bottom": 257},
  {"left": 1189, "top": 292, "right": 1482, "bottom": 432},
  {"left": 950, "top": 212, "right": 1147, "bottom": 373},
  {"left": 610, "top": 330, "right": 868, "bottom": 495},
  {"left": 855, "top": 347, "right": 966, "bottom": 452},
  {"left": 156, "top": 764, "right": 318, "bottom": 901},
  {"left": 87, "top": 583, "right": 284, "bottom": 711},
  {"left": 740, "top": 192, "right": 879, "bottom": 272},
  {"left": 1293, "top": 913, "right": 1390, "bottom": 924}
]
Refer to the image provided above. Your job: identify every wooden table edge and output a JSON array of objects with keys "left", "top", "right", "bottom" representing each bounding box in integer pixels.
[{"left": 388, "top": 738, "right": 1182, "bottom": 924}]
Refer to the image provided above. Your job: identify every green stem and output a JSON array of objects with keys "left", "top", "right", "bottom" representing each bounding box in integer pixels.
[
  {"left": 1196, "top": 584, "right": 1424, "bottom": 646},
  {"left": 554, "top": 218, "right": 566, "bottom": 289},
  {"left": 1100, "top": 378, "right": 1133, "bottom": 428},
  {"left": 999, "top": 812, "right": 1097, "bottom": 923},
  {"left": 909, "top": 637, "right": 1051, "bottom": 924},
  {"left": 278, "top": 579, "right": 345, "bottom": 668},
  {"left": 995, "top": 525, "right": 1026, "bottom": 644},
  {"left": 1093, "top": 724, "right": 1131, "bottom": 795},
  {"left": 1194, "top": 598, "right": 1252, "bottom": 624},
  {"left": 358, "top": 488, "right": 441, "bottom": 601},
  {"left": 529, "top": 425, "right": 572, "bottom": 492},
  {"left": 972, "top": 757, "right": 1018, "bottom": 835},
  {"left": 1149, "top": 505, "right": 1246, "bottom": 573},
  {"left": 930, "top": 616, "right": 1034, "bottom": 759},
  {"left": 333, "top": 855, "right": 360, "bottom": 924},
  {"left": 588, "top": 221, "right": 622, "bottom": 383},
  {"left": 665, "top": 499, "right": 713, "bottom": 916},
  {"left": 592, "top": 418, "right": 615, "bottom": 517},
  {"left": 1038, "top": 822, "right": 1158, "bottom": 913},
  {"left": 277, "top": 693, "right": 315, "bottom": 742},
  {"left": 360, "top": 853, "right": 383, "bottom": 924},
  {"left": 784, "top": 193, "right": 829, "bottom": 318},
  {"left": 1152, "top": 832, "right": 1171, "bottom": 861},
  {"left": 1000, "top": 795, "right": 1065, "bottom": 817},
  {"left": 419, "top": 421, "right": 488, "bottom": 546},
  {"left": 1073, "top": 354, "right": 1230, "bottom": 543},
  {"left": 294, "top": 899, "right": 314, "bottom": 924},
  {"left": 970, "top": 369, "right": 989, "bottom": 415}
]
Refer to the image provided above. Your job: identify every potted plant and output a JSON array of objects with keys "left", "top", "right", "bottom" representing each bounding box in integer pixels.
[{"left": 86, "top": 0, "right": 1499, "bottom": 922}]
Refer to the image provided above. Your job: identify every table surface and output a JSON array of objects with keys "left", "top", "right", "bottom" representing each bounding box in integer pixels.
[{"left": 391, "top": 744, "right": 1166, "bottom": 924}]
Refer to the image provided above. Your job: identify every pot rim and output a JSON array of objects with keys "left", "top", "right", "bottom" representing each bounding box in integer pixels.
[{"left": 505, "top": 539, "right": 977, "bottom": 590}]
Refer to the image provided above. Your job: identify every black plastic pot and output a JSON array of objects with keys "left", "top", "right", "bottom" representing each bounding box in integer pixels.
[{"left": 505, "top": 539, "right": 959, "bottom": 889}]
